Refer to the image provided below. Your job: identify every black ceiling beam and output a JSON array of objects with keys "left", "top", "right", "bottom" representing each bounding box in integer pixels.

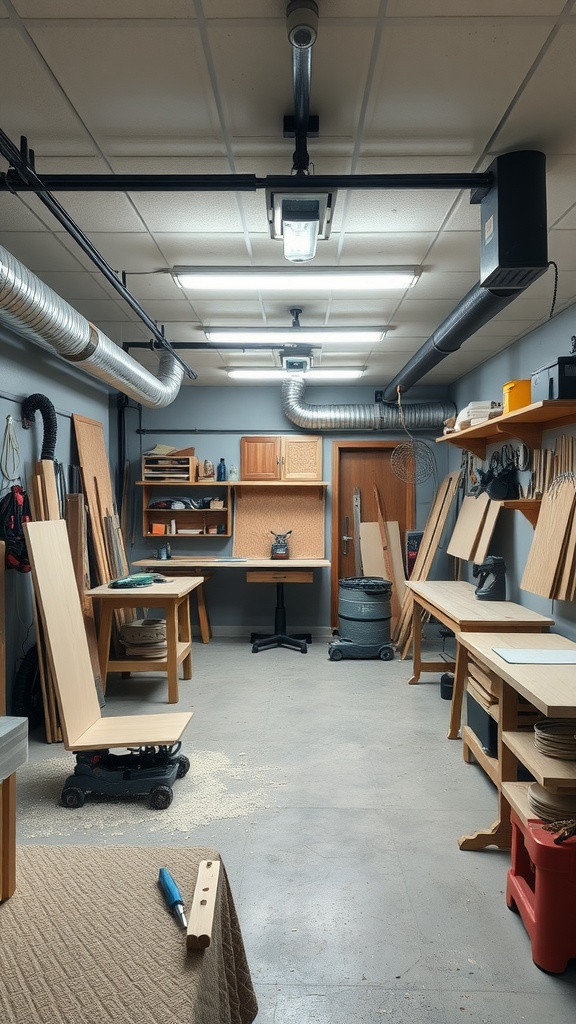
[{"left": 0, "top": 170, "right": 492, "bottom": 193}]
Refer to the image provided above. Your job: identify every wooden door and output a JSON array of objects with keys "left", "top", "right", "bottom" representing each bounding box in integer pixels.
[
  {"left": 281, "top": 435, "right": 322, "bottom": 480},
  {"left": 330, "top": 441, "right": 415, "bottom": 626},
  {"left": 240, "top": 436, "right": 281, "bottom": 480}
]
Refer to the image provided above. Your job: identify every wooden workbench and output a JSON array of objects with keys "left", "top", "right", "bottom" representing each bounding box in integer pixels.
[
  {"left": 88, "top": 577, "right": 203, "bottom": 704},
  {"left": 132, "top": 558, "right": 331, "bottom": 644},
  {"left": 455, "top": 631, "right": 576, "bottom": 851},
  {"left": 405, "top": 580, "right": 554, "bottom": 738}
]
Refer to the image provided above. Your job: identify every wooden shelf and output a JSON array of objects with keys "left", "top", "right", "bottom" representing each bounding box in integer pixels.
[
  {"left": 232, "top": 481, "right": 328, "bottom": 487},
  {"left": 138, "top": 481, "right": 232, "bottom": 539},
  {"left": 501, "top": 499, "right": 541, "bottom": 526},
  {"left": 436, "top": 400, "right": 576, "bottom": 458},
  {"left": 462, "top": 725, "right": 499, "bottom": 786},
  {"left": 502, "top": 730, "right": 576, "bottom": 788},
  {"left": 501, "top": 781, "right": 532, "bottom": 825}
]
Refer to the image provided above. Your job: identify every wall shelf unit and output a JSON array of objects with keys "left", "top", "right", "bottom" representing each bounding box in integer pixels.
[
  {"left": 136, "top": 481, "right": 232, "bottom": 538},
  {"left": 436, "top": 400, "right": 576, "bottom": 458}
]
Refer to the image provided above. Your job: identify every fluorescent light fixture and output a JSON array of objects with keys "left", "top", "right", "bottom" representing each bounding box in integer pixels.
[
  {"left": 174, "top": 267, "right": 420, "bottom": 291},
  {"left": 226, "top": 368, "right": 364, "bottom": 381},
  {"left": 204, "top": 327, "right": 386, "bottom": 345},
  {"left": 266, "top": 190, "right": 335, "bottom": 263},
  {"left": 305, "top": 368, "right": 364, "bottom": 380}
]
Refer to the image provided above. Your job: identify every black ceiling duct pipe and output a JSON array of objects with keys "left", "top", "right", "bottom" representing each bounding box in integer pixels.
[
  {"left": 383, "top": 151, "right": 548, "bottom": 402},
  {"left": 382, "top": 282, "right": 517, "bottom": 401}
]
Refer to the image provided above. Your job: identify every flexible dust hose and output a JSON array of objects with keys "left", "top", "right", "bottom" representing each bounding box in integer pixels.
[{"left": 21, "top": 393, "right": 58, "bottom": 461}]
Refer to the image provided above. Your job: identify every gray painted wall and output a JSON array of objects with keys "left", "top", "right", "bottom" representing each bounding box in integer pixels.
[
  {"left": 123, "top": 383, "right": 452, "bottom": 638},
  {"left": 448, "top": 303, "right": 576, "bottom": 638}
]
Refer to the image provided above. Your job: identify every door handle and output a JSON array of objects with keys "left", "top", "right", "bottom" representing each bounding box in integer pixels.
[{"left": 342, "top": 515, "right": 352, "bottom": 554}]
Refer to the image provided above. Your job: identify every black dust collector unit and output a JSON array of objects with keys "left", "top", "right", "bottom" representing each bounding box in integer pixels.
[{"left": 479, "top": 150, "right": 548, "bottom": 291}]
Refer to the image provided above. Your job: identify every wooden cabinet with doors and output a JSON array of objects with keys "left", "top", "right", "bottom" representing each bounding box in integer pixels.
[{"left": 240, "top": 435, "right": 322, "bottom": 481}]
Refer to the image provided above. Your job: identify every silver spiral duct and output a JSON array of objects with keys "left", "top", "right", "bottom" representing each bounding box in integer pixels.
[
  {"left": 0, "top": 243, "right": 183, "bottom": 408},
  {"left": 281, "top": 378, "right": 455, "bottom": 431}
]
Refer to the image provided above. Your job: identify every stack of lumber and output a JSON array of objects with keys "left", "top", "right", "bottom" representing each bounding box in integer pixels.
[
  {"left": 521, "top": 476, "right": 576, "bottom": 600},
  {"left": 446, "top": 493, "right": 501, "bottom": 564},
  {"left": 393, "top": 471, "right": 461, "bottom": 656},
  {"left": 528, "top": 435, "right": 576, "bottom": 498}
]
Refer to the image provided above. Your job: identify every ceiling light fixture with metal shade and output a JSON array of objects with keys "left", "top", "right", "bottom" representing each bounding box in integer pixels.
[
  {"left": 266, "top": 189, "right": 336, "bottom": 263},
  {"left": 173, "top": 266, "right": 421, "bottom": 291}
]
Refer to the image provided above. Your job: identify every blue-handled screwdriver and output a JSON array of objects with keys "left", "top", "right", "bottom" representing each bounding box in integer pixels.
[{"left": 158, "top": 867, "right": 188, "bottom": 928}]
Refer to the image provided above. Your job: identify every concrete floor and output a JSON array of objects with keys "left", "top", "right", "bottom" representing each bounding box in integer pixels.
[{"left": 17, "top": 635, "right": 576, "bottom": 1023}]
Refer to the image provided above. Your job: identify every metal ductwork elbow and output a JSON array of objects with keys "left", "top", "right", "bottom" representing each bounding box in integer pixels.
[
  {"left": 281, "top": 378, "right": 455, "bottom": 432},
  {"left": 0, "top": 244, "right": 184, "bottom": 408}
]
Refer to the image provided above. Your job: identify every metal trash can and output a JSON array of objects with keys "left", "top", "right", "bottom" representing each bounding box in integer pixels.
[{"left": 337, "top": 577, "right": 392, "bottom": 645}]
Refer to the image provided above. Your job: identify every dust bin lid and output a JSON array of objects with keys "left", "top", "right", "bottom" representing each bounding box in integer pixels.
[{"left": 339, "top": 576, "right": 392, "bottom": 594}]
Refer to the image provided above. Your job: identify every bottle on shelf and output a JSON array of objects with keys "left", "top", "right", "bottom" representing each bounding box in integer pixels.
[{"left": 216, "top": 458, "right": 227, "bottom": 481}]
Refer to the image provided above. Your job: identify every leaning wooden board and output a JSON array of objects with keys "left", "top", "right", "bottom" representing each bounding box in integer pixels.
[{"left": 446, "top": 493, "right": 490, "bottom": 560}]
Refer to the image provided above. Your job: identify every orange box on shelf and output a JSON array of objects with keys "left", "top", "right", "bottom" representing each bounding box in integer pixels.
[
  {"left": 150, "top": 522, "right": 166, "bottom": 536},
  {"left": 503, "top": 379, "right": 531, "bottom": 413}
]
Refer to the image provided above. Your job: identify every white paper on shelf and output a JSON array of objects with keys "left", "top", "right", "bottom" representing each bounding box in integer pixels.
[{"left": 492, "top": 648, "right": 576, "bottom": 665}]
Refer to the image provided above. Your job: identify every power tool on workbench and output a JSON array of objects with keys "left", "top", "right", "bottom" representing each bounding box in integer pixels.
[{"left": 472, "top": 556, "right": 506, "bottom": 601}]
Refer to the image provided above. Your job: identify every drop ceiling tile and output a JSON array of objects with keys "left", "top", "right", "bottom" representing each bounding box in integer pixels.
[
  {"left": 491, "top": 25, "right": 576, "bottom": 155},
  {"left": 0, "top": 196, "right": 48, "bottom": 231},
  {"left": 344, "top": 190, "right": 456, "bottom": 232},
  {"left": 426, "top": 232, "right": 480, "bottom": 272},
  {"left": 338, "top": 233, "right": 435, "bottom": 263},
  {"left": 153, "top": 234, "right": 251, "bottom": 265},
  {"left": 412, "top": 272, "right": 478, "bottom": 301},
  {"left": 444, "top": 194, "right": 482, "bottom": 231},
  {"left": 28, "top": 272, "right": 111, "bottom": 301},
  {"left": 49, "top": 193, "right": 146, "bottom": 232},
  {"left": 386, "top": 1, "right": 565, "bottom": 14},
  {"left": 130, "top": 192, "right": 245, "bottom": 232},
  {"left": 135, "top": 300, "right": 198, "bottom": 324},
  {"left": 0, "top": 231, "right": 87, "bottom": 272},
  {"left": 0, "top": 27, "right": 97, "bottom": 154},
  {"left": 26, "top": 22, "right": 219, "bottom": 149},
  {"left": 364, "top": 20, "right": 552, "bottom": 151},
  {"left": 12, "top": 1, "right": 195, "bottom": 16}
]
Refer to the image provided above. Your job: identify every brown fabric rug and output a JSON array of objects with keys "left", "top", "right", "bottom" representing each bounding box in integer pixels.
[{"left": 0, "top": 846, "right": 258, "bottom": 1024}]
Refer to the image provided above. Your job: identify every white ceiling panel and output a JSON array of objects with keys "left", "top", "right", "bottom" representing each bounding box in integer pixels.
[{"left": 1, "top": 2, "right": 576, "bottom": 386}]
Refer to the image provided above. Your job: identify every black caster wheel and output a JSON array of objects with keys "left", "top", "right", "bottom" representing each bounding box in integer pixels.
[
  {"left": 176, "top": 754, "right": 190, "bottom": 779},
  {"left": 61, "top": 786, "right": 85, "bottom": 809},
  {"left": 329, "top": 648, "right": 343, "bottom": 661},
  {"left": 379, "top": 647, "right": 394, "bottom": 661},
  {"left": 149, "top": 784, "right": 173, "bottom": 810}
]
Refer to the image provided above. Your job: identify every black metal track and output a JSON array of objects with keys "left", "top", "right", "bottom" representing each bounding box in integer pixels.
[{"left": 1, "top": 170, "right": 492, "bottom": 193}]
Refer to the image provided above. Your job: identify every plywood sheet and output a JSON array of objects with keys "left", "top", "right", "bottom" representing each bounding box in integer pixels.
[
  {"left": 521, "top": 480, "right": 576, "bottom": 598},
  {"left": 233, "top": 487, "right": 324, "bottom": 558},
  {"left": 386, "top": 521, "right": 406, "bottom": 607},
  {"left": 446, "top": 493, "right": 490, "bottom": 560},
  {"left": 359, "top": 522, "right": 387, "bottom": 578},
  {"left": 471, "top": 500, "right": 501, "bottom": 564},
  {"left": 72, "top": 415, "right": 116, "bottom": 584}
]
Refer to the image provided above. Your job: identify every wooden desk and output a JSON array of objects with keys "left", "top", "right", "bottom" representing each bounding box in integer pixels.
[
  {"left": 88, "top": 577, "right": 203, "bottom": 704},
  {"left": 405, "top": 580, "right": 554, "bottom": 739},
  {"left": 456, "top": 631, "right": 576, "bottom": 852},
  {"left": 132, "top": 558, "right": 330, "bottom": 645},
  {"left": 0, "top": 717, "right": 28, "bottom": 902}
]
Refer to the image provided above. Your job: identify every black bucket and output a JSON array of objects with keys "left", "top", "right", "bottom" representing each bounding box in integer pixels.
[{"left": 337, "top": 577, "right": 392, "bottom": 645}]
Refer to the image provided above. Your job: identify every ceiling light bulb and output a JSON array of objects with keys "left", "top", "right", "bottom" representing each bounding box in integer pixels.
[
  {"left": 204, "top": 328, "right": 386, "bottom": 345},
  {"left": 282, "top": 218, "right": 320, "bottom": 262}
]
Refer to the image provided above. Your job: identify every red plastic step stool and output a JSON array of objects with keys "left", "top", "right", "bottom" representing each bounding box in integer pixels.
[{"left": 506, "top": 810, "right": 576, "bottom": 973}]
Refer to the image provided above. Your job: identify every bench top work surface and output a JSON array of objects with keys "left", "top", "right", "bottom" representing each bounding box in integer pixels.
[
  {"left": 132, "top": 558, "right": 330, "bottom": 569},
  {"left": 458, "top": 631, "right": 576, "bottom": 716},
  {"left": 87, "top": 577, "right": 204, "bottom": 598},
  {"left": 406, "top": 580, "right": 554, "bottom": 630}
]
